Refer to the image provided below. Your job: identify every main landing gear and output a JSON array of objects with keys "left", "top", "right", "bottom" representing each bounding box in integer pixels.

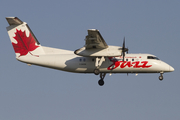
[
  {"left": 159, "top": 72, "right": 163, "bottom": 81},
  {"left": 98, "top": 73, "right": 106, "bottom": 86},
  {"left": 93, "top": 56, "right": 105, "bottom": 75},
  {"left": 93, "top": 56, "right": 106, "bottom": 86}
]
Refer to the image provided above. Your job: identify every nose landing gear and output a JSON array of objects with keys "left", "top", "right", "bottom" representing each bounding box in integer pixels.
[{"left": 159, "top": 72, "right": 163, "bottom": 81}]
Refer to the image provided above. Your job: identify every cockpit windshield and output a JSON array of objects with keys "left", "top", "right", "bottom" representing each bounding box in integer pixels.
[{"left": 147, "top": 56, "right": 160, "bottom": 60}]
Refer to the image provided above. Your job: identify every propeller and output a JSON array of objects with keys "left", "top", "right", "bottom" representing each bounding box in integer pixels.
[{"left": 121, "top": 37, "right": 129, "bottom": 62}]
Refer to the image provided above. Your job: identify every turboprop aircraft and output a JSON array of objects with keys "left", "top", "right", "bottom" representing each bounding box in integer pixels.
[{"left": 6, "top": 17, "right": 174, "bottom": 86}]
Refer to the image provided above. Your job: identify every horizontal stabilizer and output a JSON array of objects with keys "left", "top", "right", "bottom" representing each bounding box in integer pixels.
[{"left": 6, "top": 17, "right": 23, "bottom": 25}]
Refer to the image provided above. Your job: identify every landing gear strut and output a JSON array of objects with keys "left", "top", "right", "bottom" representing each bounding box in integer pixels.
[
  {"left": 98, "top": 73, "right": 106, "bottom": 86},
  {"left": 94, "top": 56, "right": 105, "bottom": 75},
  {"left": 159, "top": 72, "right": 163, "bottom": 81},
  {"left": 93, "top": 56, "right": 106, "bottom": 86}
]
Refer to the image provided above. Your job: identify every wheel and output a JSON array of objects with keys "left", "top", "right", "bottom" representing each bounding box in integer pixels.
[
  {"left": 94, "top": 69, "right": 100, "bottom": 75},
  {"left": 98, "top": 79, "right": 104, "bottom": 86},
  {"left": 159, "top": 76, "right": 163, "bottom": 81}
]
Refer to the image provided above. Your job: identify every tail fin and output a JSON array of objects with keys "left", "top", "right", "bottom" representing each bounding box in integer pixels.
[{"left": 6, "top": 17, "right": 45, "bottom": 57}]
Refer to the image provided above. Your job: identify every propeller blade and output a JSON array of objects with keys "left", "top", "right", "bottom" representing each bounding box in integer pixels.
[
  {"left": 121, "top": 37, "right": 128, "bottom": 62},
  {"left": 123, "top": 52, "right": 125, "bottom": 62},
  {"left": 123, "top": 37, "right": 125, "bottom": 49}
]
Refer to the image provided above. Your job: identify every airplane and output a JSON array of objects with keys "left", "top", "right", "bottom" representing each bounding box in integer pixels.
[{"left": 6, "top": 17, "right": 174, "bottom": 86}]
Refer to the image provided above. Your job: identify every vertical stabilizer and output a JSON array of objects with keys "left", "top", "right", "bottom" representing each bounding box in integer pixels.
[{"left": 6, "top": 17, "right": 45, "bottom": 57}]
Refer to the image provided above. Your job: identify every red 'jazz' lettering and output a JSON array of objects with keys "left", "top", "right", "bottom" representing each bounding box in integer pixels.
[
  {"left": 107, "top": 58, "right": 120, "bottom": 70},
  {"left": 120, "top": 61, "right": 133, "bottom": 68},
  {"left": 141, "top": 61, "right": 152, "bottom": 68},
  {"left": 132, "top": 61, "right": 142, "bottom": 68},
  {"left": 107, "top": 58, "right": 152, "bottom": 70}
]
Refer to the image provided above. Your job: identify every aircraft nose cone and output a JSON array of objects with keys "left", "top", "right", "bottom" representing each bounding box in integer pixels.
[{"left": 169, "top": 65, "right": 174, "bottom": 72}]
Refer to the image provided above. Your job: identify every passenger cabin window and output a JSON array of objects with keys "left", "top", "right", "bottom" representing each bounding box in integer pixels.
[
  {"left": 80, "top": 58, "right": 86, "bottom": 62},
  {"left": 147, "top": 56, "right": 160, "bottom": 60},
  {"left": 83, "top": 58, "right": 86, "bottom": 62}
]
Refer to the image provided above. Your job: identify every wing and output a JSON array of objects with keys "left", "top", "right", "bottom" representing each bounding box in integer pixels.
[
  {"left": 85, "top": 29, "right": 108, "bottom": 49},
  {"left": 74, "top": 29, "right": 122, "bottom": 57}
]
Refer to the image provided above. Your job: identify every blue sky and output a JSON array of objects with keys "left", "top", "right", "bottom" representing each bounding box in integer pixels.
[{"left": 0, "top": 0, "right": 180, "bottom": 120}]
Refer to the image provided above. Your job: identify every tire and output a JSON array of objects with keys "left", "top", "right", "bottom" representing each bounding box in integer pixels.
[
  {"left": 98, "top": 79, "right": 104, "bottom": 86},
  {"left": 159, "top": 76, "right": 163, "bottom": 81}
]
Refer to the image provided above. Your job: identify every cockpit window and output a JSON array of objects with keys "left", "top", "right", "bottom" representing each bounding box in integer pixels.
[{"left": 147, "top": 56, "right": 160, "bottom": 60}]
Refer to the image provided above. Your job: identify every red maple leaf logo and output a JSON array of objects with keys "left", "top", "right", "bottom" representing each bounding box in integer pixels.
[{"left": 12, "top": 29, "right": 39, "bottom": 57}]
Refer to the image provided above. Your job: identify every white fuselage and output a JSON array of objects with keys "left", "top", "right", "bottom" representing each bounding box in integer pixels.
[{"left": 17, "top": 48, "right": 174, "bottom": 74}]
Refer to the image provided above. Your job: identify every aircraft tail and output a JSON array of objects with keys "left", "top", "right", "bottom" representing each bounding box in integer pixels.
[{"left": 6, "top": 17, "right": 45, "bottom": 57}]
